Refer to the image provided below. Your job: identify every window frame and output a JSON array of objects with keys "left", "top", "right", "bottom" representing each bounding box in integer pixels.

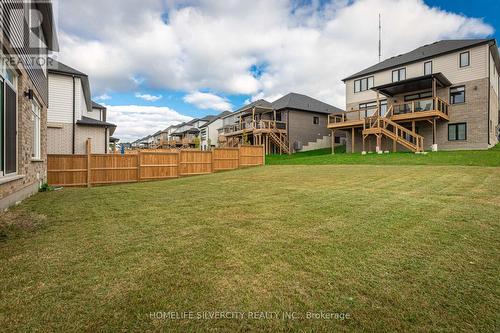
[
  {"left": 31, "top": 98, "right": 41, "bottom": 160},
  {"left": 448, "top": 123, "right": 467, "bottom": 141},
  {"left": 450, "top": 85, "right": 466, "bottom": 104},
  {"left": 459, "top": 51, "right": 470, "bottom": 68},
  {"left": 354, "top": 76, "right": 374, "bottom": 93},
  {"left": 404, "top": 91, "right": 433, "bottom": 102},
  {"left": 392, "top": 68, "right": 406, "bottom": 82},
  {"left": 424, "top": 61, "right": 432, "bottom": 75},
  {"left": 2, "top": 73, "right": 18, "bottom": 176},
  {"left": 313, "top": 116, "right": 320, "bottom": 125}
]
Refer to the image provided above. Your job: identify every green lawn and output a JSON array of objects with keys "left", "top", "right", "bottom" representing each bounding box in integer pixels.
[
  {"left": 1, "top": 165, "right": 499, "bottom": 332},
  {"left": 266, "top": 144, "right": 500, "bottom": 167}
]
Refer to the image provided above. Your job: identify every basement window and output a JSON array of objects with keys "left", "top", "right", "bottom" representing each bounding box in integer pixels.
[{"left": 448, "top": 123, "right": 467, "bottom": 141}]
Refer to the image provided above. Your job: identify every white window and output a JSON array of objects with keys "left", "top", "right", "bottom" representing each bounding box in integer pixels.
[
  {"left": 459, "top": 51, "right": 470, "bottom": 68},
  {"left": 424, "top": 61, "right": 432, "bottom": 75},
  {"left": 392, "top": 68, "right": 406, "bottom": 82},
  {"left": 31, "top": 98, "right": 41, "bottom": 159},
  {"left": 354, "top": 76, "right": 374, "bottom": 93}
]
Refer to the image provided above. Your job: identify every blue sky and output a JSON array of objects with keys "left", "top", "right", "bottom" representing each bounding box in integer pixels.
[{"left": 56, "top": 0, "right": 499, "bottom": 142}]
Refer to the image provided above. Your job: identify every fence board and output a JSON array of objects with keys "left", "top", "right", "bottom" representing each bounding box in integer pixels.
[
  {"left": 47, "top": 145, "right": 264, "bottom": 187},
  {"left": 212, "top": 148, "right": 239, "bottom": 171},
  {"left": 91, "top": 154, "right": 138, "bottom": 185},
  {"left": 47, "top": 155, "right": 88, "bottom": 186},
  {"left": 179, "top": 151, "right": 212, "bottom": 176},
  {"left": 239, "top": 145, "right": 264, "bottom": 167},
  {"left": 140, "top": 152, "right": 179, "bottom": 180}
]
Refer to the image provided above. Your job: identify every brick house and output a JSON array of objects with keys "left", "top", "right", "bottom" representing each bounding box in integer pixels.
[
  {"left": 0, "top": 1, "right": 59, "bottom": 209},
  {"left": 329, "top": 39, "right": 500, "bottom": 153}
]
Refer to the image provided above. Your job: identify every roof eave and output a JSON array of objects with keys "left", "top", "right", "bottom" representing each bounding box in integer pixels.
[{"left": 342, "top": 39, "right": 496, "bottom": 82}]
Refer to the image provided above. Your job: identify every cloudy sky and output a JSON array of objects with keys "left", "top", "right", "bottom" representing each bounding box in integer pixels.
[{"left": 52, "top": 0, "right": 499, "bottom": 142}]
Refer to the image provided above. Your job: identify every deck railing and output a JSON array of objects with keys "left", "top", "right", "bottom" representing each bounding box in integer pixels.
[
  {"left": 328, "top": 97, "right": 450, "bottom": 125},
  {"left": 392, "top": 97, "right": 449, "bottom": 116},
  {"left": 222, "top": 120, "right": 287, "bottom": 135}
]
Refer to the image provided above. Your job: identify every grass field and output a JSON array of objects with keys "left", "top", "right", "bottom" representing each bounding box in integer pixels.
[
  {"left": 1, "top": 165, "right": 499, "bottom": 332},
  {"left": 267, "top": 144, "right": 500, "bottom": 167}
]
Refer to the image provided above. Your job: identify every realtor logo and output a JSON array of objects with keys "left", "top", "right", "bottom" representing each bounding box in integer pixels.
[{"left": 0, "top": 0, "right": 57, "bottom": 56}]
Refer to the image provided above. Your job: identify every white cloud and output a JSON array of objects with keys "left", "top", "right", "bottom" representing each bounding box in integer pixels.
[
  {"left": 56, "top": 0, "right": 495, "bottom": 124},
  {"left": 183, "top": 91, "right": 233, "bottom": 111},
  {"left": 135, "top": 93, "right": 163, "bottom": 102},
  {"left": 104, "top": 104, "right": 192, "bottom": 142},
  {"left": 95, "top": 93, "right": 111, "bottom": 101}
]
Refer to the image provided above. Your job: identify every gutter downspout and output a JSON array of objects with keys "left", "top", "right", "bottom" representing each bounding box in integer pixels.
[
  {"left": 72, "top": 76, "right": 76, "bottom": 154},
  {"left": 105, "top": 127, "right": 108, "bottom": 154},
  {"left": 488, "top": 46, "right": 491, "bottom": 146}
]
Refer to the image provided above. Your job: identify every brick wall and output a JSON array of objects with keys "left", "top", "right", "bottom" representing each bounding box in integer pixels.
[
  {"left": 345, "top": 78, "right": 493, "bottom": 152},
  {"left": 47, "top": 123, "right": 73, "bottom": 154},
  {"left": 1, "top": 67, "right": 48, "bottom": 209}
]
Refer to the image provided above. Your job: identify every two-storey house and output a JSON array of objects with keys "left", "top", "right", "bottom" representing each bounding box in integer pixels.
[
  {"left": 47, "top": 59, "right": 116, "bottom": 154},
  {"left": 330, "top": 39, "right": 500, "bottom": 153},
  {"left": 220, "top": 93, "right": 344, "bottom": 154}
]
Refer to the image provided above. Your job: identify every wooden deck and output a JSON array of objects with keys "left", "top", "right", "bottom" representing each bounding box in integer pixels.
[{"left": 328, "top": 97, "right": 450, "bottom": 130}]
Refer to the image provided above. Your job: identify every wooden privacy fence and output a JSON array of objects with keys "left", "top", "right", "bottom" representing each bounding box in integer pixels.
[{"left": 47, "top": 140, "right": 265, "bottom": 187}]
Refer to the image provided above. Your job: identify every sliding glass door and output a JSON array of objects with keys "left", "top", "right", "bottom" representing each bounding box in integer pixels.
[
  {"left": 4, "top": 82, "right": 16, "bottom": 174},
  {"left": 0, "top": 79, "right": 3, "bottom": 176}
]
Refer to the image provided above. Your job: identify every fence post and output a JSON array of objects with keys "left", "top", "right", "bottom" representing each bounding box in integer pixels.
[
  {"left": 86, "top": 138, "right": 92, "bottom": 188},
  {"left": 237, "top": 146, "right": 241, "bottom": 168},
  {"left": 137, "top": 150, "right": 142, "bottom": 182},
  {"left": 177, "top": 150, "right": 182, "bottom": 177},
  {"left": 211, "top": 150, "right": 215, "bottom": 173},
  {"left": 262, "top": 145, "right": 265, "bottom": 166}
]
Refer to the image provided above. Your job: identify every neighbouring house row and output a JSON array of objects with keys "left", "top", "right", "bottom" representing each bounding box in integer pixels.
[
  {"left": 135, "top": 92, "right": 346, "bottom": 154},
  {"left": 330, "top": 39, "right": 500, "bottom": 153}
]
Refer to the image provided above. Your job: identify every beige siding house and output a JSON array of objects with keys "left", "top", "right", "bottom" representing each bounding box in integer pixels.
[
  {"left": 47, "top": 59, "right": 116, "bottom": 154},
  {"left": 330, "top": 39, "right": 500, "bottom": 153}
]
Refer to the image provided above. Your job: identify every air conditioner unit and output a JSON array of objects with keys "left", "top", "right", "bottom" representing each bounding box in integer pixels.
[{"left": 294, "top": 141, "right": 303, "bottom": 151}]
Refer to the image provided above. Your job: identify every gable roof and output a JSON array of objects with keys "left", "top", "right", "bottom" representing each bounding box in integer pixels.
[
  {"left": 343, "top": 39, "right": 499, "bottom": 81},
  {"left": 236, "top": 99, "right": 273, "bottom": 112},
  {"left": 272, "top": 93, "right": 344, "bottom": 114},
  {"left": 200, "top": 111, "right": 233, "bottom": 127},
  {"left": 48, "top": 58, "right": 92, "bottom": 112}
]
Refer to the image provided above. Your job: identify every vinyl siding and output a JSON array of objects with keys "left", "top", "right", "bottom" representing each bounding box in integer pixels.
[
  {"left": 47, "top": 73, "right": 73, "bottom": 123},
  {"left": 346, "top": 44, "right": 490, "bottom": 107},
  {"left": 0, "top": 1, "right": 49, "bottom": 105}
]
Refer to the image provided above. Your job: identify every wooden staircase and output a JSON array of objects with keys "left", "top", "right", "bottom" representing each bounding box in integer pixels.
[
  {"left": 269, "top": 131, "right": 290, "bottom": 154},
  {"left": 363, "top": 115, "right": 424, "bottom": 153}
]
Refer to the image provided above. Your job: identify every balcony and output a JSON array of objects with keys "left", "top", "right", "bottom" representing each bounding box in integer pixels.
[
  {"left": 222, "top": 120, "right": 287, "bottom": 136},
  {"left": 328, "top": 97, "right": 449, "bottom": 129}
]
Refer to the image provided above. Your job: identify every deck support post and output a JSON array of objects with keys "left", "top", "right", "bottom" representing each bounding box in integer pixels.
[
  {"left": 331, "top": 130, "right": 335, "bottom": 154},
  {"left": 432, "top": 117, "right": 438, "bottom": 152},
  {"left": 351, "top": 127, "right": 355, "bottom": 153},
  {"left": 376, "top": 134, "right": 382, "bottom": 154},
  {"left": 362, "top": 134, "right": 366, "bottom": 155}
]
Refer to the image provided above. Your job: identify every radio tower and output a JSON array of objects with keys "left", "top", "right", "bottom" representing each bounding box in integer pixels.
[{"left": 378, "top": 13, "right": 382, "bottom": 63}]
